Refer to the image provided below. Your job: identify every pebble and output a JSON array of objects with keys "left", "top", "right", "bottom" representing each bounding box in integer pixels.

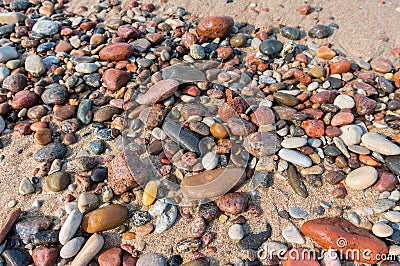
[
  {"left": 75, "top": 63, "right": 99, "bottom": 73},
  {"left": 41, "top": 84, "right": 68, "bottom": 105},
  {"left": 71, "top": 233, "right": 104, "bottom": 266},
  {"left": 103, "top": 69, "right": 131, "bottom": 91},
  {"left": 190, "top": 44, "right": 205, "bottom": 60},
  {"left": 216, "top": 192, "right": 248, "bottom": 215},
  {"left": 243, "top": 132, "right": 281, "bottom": 157},
  {"left": 181, "top": 167, "right": 244, "bottom": 199},
  {"left": 88, "top": 140, "right": 105, "bottom": 155},
  {"left": 162, "top": 65, "right": 207, "bottom": 83},
  {"left": 189, "top": 217, "right": 206, "bottom": 238},
  {"left": 176, "top": 238, "right": 202, "bottom": 253},
  {"left": 384, "top": 211, "right": 400, "bottom": 223},
  {"left": 287, "top": 164, "right": 308, "bottom": 198},
  {"left": 78, "top": 192, "right": 100, "bottom": 214},
  {"left": 196, "top": 16, "right": 234, "bottom": 38},
  {"left": 373, "top": 199, "right": 396, "bottom": 214},
  {"left": 34, "top": 143, "right": 66, "bottom": 162},
  {"left": 136, "top": 253, "right": 167, "bottom": 266},
  {"left": 345, "top": 166, "right": 378, "bottom": 190},
  {"left": 237, "top": 229, "right": 271, "bottom": 251},
  {"left": 228, "top": 224, "right": 244, "bottom": 240},
  {"left": 202, "top": 152, "right": 218, "bottom": 170},
  {"left": 361, "top": 132, "right": 400, "bottom": 155},
  {"left": 15, "top": 216, "right": 52, "bottom": 244},
  {"left": 308, "top": 24, "right": 332, "bottom": 38},
  {"left": 334, "top": 94, "right": 355, "bottom": 109},
  {"left": 278, "top": 148, "right": 312, "bottom": 167},
  {"left": 32, "top": 20, "right": 59, "bottom": 35},
  {"left": 32, "top": 246, "right": 58, "bottom": 266},
  {"left": 2, "top": 249, "right": 32, "bottom": 266},
  {"left": 0, "top": 66, "right": 10, "bottom": 82},
  {"left": 82, "top": 204, "right": 128, "bottom": 233},
  {"left": 150, "top": 199, "right": 178, "bottom": 233},
  {"left": 0, "top": 208, "right": 21, "bottom": 243},
  {"left": 143, "top": 180, "right": 158, "bottom": 206},
  {"left": 18, "top": 177, "right": 34, "bottom": 195},
  {"left": 25, "top": 55, "right": 45, "bottom": 77},
  {"left": 46, "top": 171, "right": 70, "bottom": 192},
  {"left": 372, "top": 223, "right": 393, "bottom": 237},
  {"left": 59, "top": 209, "right": 82, "bottom": 245},
  {"left": 99, "top": 43, "right": 134, "bottom": 61},
  {"left": 259, "top": 39, "right": 283, "bottom": 55},
  {"left": 339, "top": 125, "right": 363, "bottom": 146},
  {"left": 281, "top": 26, "right": 301, "bottom": 40},
  {"left": 289, "top": 206, "right": 309, "bottom": 219},
  {"left": 77, "top": 99, "right": 93, "bottom": 124},
  {"left": 98, "top": 248, "right": 122, "bottom": 266},
  {"left": 282, "top": 225, "right": 305, "bottom": 244},
  {"left": 281, "top": 137, "right": 307, "bottom": 149},
  {"left": 137, "top": 79, "right": 179, "bottom": 104},
  {"left": 4, "top": 73, "right": 27, "bottom": 92},
  {"left": 0, "top": 45, "right": 18, "bottom": 63},
  {"left": 373, "top": 172, "right": 398, "bottom": 192},
  {"left": 60, "top": 237, "right": 85, "bottom": 259}
]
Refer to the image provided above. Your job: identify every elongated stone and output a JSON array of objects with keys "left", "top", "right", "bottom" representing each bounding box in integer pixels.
[
  {"left": 137, "top": 79, "right": 179, "bottom": 105},
  {"left": 59, "top": 210, "right": 82, "bottom": 245},
  {"left": 81, "top": 204, "right": 128, "bottom": 233},
  {"left": 71, "top": 233, "right": 104, "bottom": 266},
  {"left": 278, "top": 148, "right": 312, "bottom": 167},
  {"left": 163, "top": 120, "right": 200, "bottom": 153},
  {"left": 162, "top": 65, "right": 207, "bottom": 83},
  {"left": 286, "top": 164, "right": 308, "bottom": 198},
  {"left": 181, "top": 167, "right": 246, "bottom": 199},
  {"left": 361, "top": 132, "right": 400, "bottom": 155},
  {"left": 345, "top": 166, "right": 378, "bottom": 190}
]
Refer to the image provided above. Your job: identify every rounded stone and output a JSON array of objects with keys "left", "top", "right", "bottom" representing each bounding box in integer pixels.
[
  {"left": 202, "top": 152, "right": 218, "bottom": 170},
  {"left": 372, "top": 223, "right": 393, "bottom": 238},
  {"left": 197, "top": 16, "right": 234, "bottom": 38},
  {"left": 81, "top": 204, "right": 128, "bottom": 233},
  {"left": 281, "top": 26, "right": 301, "bottom": 40},
  {"left": 25, "top": 54, "right": 45, "bottom": 77},
  {"left": 228, "top": 224, "right": 244, "bottom": 240},
  {"left": 345, "top": 166, "right": 378, "bottom": 190},
  {"left": 259, "top": 39, "right": 283, "bottom": 55},
  {"left": 32, "top": 20, "right": 59, "bottom": 35},
  {"left": 136, "top": 253, "right": 167, "bottom": 266},
  {"left": 46, "top": 171, "right": 70, "bottom": 192},
  {"left": 142, "top": 180, "right": 157, "bottom": 206},
  {"left": 281, "top": 137, "right": 307, "bottom": 149},
  {"left": 41, "top": 85, "right": 68, "bottom": 105},
  {"left": 99, "top": 43, "right": 134, "bottom": 61},
  {"left": 59, "top": 209, "right": 82, "bottom": 245},
  {"left": 215, "top": 192, "right": 248, "bottom": 215},
  {"left": 210, "top": 123, "right": 228, "bottom": 139},
  {"left": 60, "top": 237, "right": 85, "bottom": 259},
  {"left": 278, "top": 148, "right": 312, "bottom": 168},
  {"left": 334, "top": 94, "right": 355, "bottom": 109},
  {"left": 189, "top": 44, "right": 205, "bottom": 60},
  {"left": 78, "top": 192, "right": 100, "bottom": 214},
  {"left": 230, "top": 33, "right": 247, "bottom": 47},
  {"left": 308, "top": 24, "right": 331, "bottom": 39}
]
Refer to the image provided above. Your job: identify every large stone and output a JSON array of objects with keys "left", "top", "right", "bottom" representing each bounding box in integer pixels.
[
  {"left": 137, "top": 79, "right": 179, "bottom": 104},
  {"left": 33, "top": 143, "right": 67, "bottom": 162},
  {"left": 345, "top": 166, "right": 378, "bottom": 190},
  {"left": 361, "top": 132, "right": 400, "bottom": 155},
  {"left": 301, "top": 217, "right": 388, "bottom": 264},
  {"left": 181, "top": 167, "right": 245, "bottom": 199},
  {"left": 32, "top": 246, "right": 58, "bottom": 266},
  {"left": 81, "top": 204, "right": 128, "bottom": 233},
  {"left": 0, "top": 12, "right": 26, "bottom": 25},
  {"left": 32, "top": 20, "right": 59, "bottom": 35},
  {"left": 102, "top": 69, "right": 131, "bottom": 91}
]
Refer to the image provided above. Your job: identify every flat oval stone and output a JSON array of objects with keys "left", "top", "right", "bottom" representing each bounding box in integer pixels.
[
  {"left": 162, "top": 65, "right": 207, "bottom": 84},
  {"left": 361, "top": 132, "right": 400, "bottom": 155},
  {"left": 60, "top": 237, "right": 85, "bottom": 259},
  {"left": 259, "top": 39, "right": 283, "bottom": 55},
  {"left": 71, "top": 233, "right": 104, "bottom": 266},
  {"left": 372, "top": 223, "right": 393, "bottom": 238},
  {"left": 137, "top": 79, "right": 179, "bottom": 105},
  {"left": 32, "top": 20, "right": 59, "bottom": 35},
  {"left": 136, "top": 253, "right": 167, "bottom": 266},
  {"left": 386, "top": 155, "right": 400, "bottom": 176},
  {"left": 286, "top": 164, "right": 308, "bottom": 198},
  {"left": 301, "top": 217, "right": 388, "bottom": 264},
  {"left": 281, "top": 26, "right": 301, "bottom": 40},
  {"left": 243, "top": 132, "right": 281, "bottom": 157},
  {"left": 279, "top": 148, "right": 312, "bottom": 167},
  {"left": 11, "top": 90, "right": 37, "bottom": 109},
  {"left": 281, "top": 137, "right": 307, "bottom": 149},
  {"left": 59, "top": 210, "right": 82, "bottom": 245},
  {"left": 273, "top": 92, "right": 299, "bottom": 107},
  {"left": 46, "top": 171, "right": 70, "bottom": 192},
  {"left": 345, "top": 166, "right": 378, "bottom": 190},
  {"left": 308, "top": 24, "right": 331, "bottom": 39},
  {"left": 81, "top": 204, "right": 128, "bottom": 233},
  {"left": 2, "top": 249, "right": 32, "bottom": 266},
  {"left": 197, "top": 16, "right": 234, "bottom": 38},
  {"left": 176, "top": 238, "right": 202, "bottom": 253},
  {"left": 163, "top": 120, "right": 200, "bottom": 154},
  {"left": 181, "top": 167, "right": 245, "bottom": 199},
  {"left": 334, "top": 94, "right": 355, "bottom": 109},
  {"left": 34, "top": 143, "right": 67, "bottom": 162},
  {"left": 182, "top": 259, "right": 209, "bottom": 266},
  {"left": 99, "top": 43, "right": 134, "bottom": 61}
]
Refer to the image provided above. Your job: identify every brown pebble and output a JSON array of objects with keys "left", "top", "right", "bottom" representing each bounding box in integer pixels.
[{"left": 0, "top": 208, "right": 21, "bottom": 243}]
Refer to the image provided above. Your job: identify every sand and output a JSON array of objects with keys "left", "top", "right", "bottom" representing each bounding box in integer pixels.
[{"left": 0, "top": 0, "right": 399, "bottom": 265}]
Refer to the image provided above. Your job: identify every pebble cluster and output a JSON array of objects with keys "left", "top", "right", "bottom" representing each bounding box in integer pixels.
[{"left": 0, "top": 0, "right": 400, "bottom": 265}]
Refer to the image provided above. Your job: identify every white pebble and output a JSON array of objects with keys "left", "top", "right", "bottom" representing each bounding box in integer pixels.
[
  {"left": 372, "top": 222, "right": 393, "bottom": 237},
  {"left": 202, "top": 152, "right": 219, "bottom": 170},
  {"left": 228, "top": 224, "right": 244, "bottom": 240}
]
